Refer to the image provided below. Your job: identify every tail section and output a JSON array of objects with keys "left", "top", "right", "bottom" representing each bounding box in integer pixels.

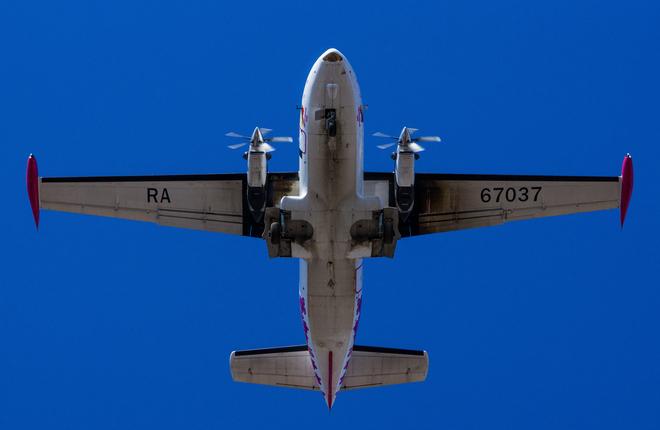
[
  {"left": 230, "top": 344, "right": 429, "bottom": 394},
  {"left": 341, "top": 345, "right": 429, "bottom": 390},
  {"left": 230, "top": 345, "right": 319, "bottom": 390}
]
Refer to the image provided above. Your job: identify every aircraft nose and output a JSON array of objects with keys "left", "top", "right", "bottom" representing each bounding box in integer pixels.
[{"left": 321, "top": 48, "right": 343, "bottom": 63}]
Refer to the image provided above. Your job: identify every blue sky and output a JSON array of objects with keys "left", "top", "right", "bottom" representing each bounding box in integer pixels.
[{"left": 1, "top": 0, "right": 659, "bottom": 428}]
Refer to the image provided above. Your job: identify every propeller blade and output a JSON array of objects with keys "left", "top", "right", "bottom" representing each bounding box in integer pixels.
[
  {"left": 258, "top": 128, "right": 272, "bottom": 136},
  {"left": 373, "top": 132, "right": 395, "bottom": 139},
  {"left": 377, "top": 142, "right": 397, "bottom": 150},
  {"left": 267, "top": 136, "right": 293, "bottom": 143},
  {"left": 228, "top": 142, "right": 248, "bottom": 150},
  {"left": 414, "top": 136, "right": 442, "bottom": 143},
  {"left": 225, "top": 132, "right": 248, "bottom": 139},
  {"left": 408, "top": 142, "right": 426, "bottom": 153}
]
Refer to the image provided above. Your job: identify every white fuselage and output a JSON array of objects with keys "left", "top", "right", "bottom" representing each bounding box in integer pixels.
[{"left": 280, "top": 49, "right": 381, "bottom": 408}]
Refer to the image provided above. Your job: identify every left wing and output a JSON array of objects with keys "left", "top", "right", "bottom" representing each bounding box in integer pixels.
[{"left": 27, "top": 156, "right": 297, "bottom": 237}]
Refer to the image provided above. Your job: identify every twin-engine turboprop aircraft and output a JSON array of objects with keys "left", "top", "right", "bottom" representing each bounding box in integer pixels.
[{"left": 26, "top": 48, "right": 634, "bottom": 409}]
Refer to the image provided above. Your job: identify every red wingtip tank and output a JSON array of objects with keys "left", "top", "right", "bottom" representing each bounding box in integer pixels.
[
  {"left": 620, "top": 153, "right": 633, "bottom": 228},
  {"left": 26, "top": 154, "right": 40, "bottom": 229}
]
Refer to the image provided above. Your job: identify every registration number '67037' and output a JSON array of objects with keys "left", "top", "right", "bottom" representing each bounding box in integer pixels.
[{"left": 480, "top": 186, "right": 542, "bottom": 203}]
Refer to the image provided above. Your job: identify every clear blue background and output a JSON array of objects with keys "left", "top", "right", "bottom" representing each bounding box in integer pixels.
[{"left": 1, "top": 0, "right": 659, "bottom": 428}]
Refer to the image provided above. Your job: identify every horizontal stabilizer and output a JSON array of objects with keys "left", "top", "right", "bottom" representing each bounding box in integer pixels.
[
  {"left": 341, "top": 345, "right": 429, "bottom": 390},
  {"left": 230, "top": 345, "right": 318, "bottom": 390},
  {"left": 229, "top": 345, "right": 428, "bottom": 391}
]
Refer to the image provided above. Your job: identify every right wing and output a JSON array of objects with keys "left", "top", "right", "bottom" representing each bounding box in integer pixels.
[
  {"left": 406, "top": 172, "right": 623, "bottom": 237},
  {"left": 365, "top": 157, "right": 633, "bottom": 238},
  {"left": 27, "top": 156, "right": 297, "bottom": 238}
]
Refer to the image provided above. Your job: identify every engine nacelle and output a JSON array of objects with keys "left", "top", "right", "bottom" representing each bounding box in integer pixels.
[
  {"left": 376, "top": 126, "right": 439, "bottom": 222},
  {"left": 394, "top": 150, "right": 416, "bottom": 220},
  {"left": 227, "top": 126, "right": 291, "bottom": 224},
  {"left": 246, "top": 151, "right": 268, "bottom": 222}
]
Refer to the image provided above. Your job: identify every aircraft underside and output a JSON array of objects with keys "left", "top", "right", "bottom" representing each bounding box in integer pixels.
[{"left": 27, "top": 48, "right": 633, "bottom": 409}]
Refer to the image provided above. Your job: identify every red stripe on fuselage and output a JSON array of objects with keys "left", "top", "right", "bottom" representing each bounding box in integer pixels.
[{"left": 327, "top": 350, "right": 333, "bottom": 409}]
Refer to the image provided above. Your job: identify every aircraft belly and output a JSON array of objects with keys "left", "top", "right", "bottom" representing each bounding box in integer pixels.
[
  {"left": 300, "top": 257, "right": 361, "bottom": 402},
  {"left": 306, "top": 258, "right": 357, "bottom": 337}
]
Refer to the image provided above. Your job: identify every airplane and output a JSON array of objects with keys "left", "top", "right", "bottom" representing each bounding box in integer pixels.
[{"left": 26, "top": 48, "right": 634, "bottom": 409}]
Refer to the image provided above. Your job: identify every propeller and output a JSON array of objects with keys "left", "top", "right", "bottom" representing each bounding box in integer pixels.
[
  {"left": 226, "top": 127, "right": 292, "bottom": 152},
  {"left": 372, "top": 127, "right": 441, "bottom": 153}
]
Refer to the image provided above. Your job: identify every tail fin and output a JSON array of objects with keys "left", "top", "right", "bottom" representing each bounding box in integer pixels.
[{"left": 229, "top": 345, "right": 428, "bottom": 391}]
